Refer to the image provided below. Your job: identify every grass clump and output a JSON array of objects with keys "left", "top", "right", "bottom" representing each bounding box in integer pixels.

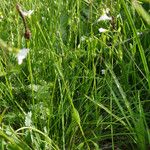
[{"left": 1, "top": 0, "right": 150, "bottom": 149}]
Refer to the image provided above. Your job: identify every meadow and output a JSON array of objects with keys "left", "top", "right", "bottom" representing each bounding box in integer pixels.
[{"left": 0, "top": 0, "right": 150, "bottom": 149}]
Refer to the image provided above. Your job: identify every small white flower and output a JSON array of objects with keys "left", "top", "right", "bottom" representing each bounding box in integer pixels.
[
  {"left": 22, "top": 10, "right": 34, "bottom": 17},
  {"left": 28, "top": 84, "right": 41, "bottom": 92},
  {"left": 97, "top": 8, "right": 112, "bottom": 22},
  {"left": 81, "top": 36, "right": 86, "bottom": 42},
  {"left": 101, "top": 69, "right": 106, "bottom": 75},
  {"left": 25, "top": 111, "right": 32, "bottom": 126},
  {"left": 137, "top": 32, "right": 142, "bottom": 35},
  {"left": 98, "top": 14, "right": 112, "bottom": 22},
  {"left": 16, "top": 48, "right": 29, "bottom": 65},
  {"left": 98, "top": 28, "right": 108, "bottom": 33}
]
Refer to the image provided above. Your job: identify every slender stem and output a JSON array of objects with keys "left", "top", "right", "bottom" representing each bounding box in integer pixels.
[{"left": 16, "top": 4, "right": 31, "bottom": 40}]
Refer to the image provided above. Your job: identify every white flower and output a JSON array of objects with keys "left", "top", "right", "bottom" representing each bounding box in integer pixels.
[
  {"left": 16, "top": 48, "right": 29, "bottom": 65},
  {"left": 98, "top": 14, "right": 112, "bottom": 22},
  {"left": 80, "top": 36, "right": 86, "bottom": 42},
  {"left": 97, "top": 8, "right": 112, "bottom": 22},
  {"left": 137, "top": 32, "right": 142, "bottom": 35},
  {"left": 25, "top": 111, "right": 32, "bottom": 126},
  {"left": 101, "top": 69, "right": 106, "bottom": 75},
  {"left": 22, "top": 10, "right": 34, "bottom": 17},
  {"left": 98, "top": 28, "right": 108, "bottom": 33}
]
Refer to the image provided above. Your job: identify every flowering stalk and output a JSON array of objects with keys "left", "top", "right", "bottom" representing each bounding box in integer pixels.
[
  {"left": 16, "top": 3, "right": 33, "bottom": 64},
  {"left": 16, "top": 4, "right": 34, "bottom": 104},
  {"left": 16, "top": 4, "right": 31, "bottom": 40}
]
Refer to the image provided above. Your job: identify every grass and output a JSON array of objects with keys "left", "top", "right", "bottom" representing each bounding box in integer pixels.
[{"left": 0, "top": 0, "right": 150, "bottom": 149}]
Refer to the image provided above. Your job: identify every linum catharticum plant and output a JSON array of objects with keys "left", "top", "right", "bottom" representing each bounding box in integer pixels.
[{"left": 1, "top": 0, "right": 150, "bottom": 149}]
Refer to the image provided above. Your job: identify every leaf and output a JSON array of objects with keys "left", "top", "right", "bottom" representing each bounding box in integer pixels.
[
  {"left": 72, "top": 108, "right": 81, "bottom": 124},
  {"left": 132, "top": 0, "right": 150, "bottom": 25},
  {"left": 0, "top": 108, "right": 7, "bottom": 124}
]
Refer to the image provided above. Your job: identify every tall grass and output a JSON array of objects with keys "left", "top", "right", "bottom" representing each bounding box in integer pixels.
[{"left": 0, "top": 0, "right": 150, "bottom": 149}]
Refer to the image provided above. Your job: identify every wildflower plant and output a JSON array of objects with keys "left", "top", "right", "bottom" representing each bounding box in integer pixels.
[
  {"left": 97, "top": 8, "right": 112, "bottom": 22},
  {"left": 16, "top": 4, "right": 33, "bottom": 65},
  {"left": 97, "top": 7, "right": 113, "bottom": 34},
  {"left": 1, "top": 0, "right": 150, "bottom": 149}
]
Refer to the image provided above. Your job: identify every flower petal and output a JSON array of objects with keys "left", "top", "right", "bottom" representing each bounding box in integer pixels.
[
  {"left": 17, "top": 48, "right": 29, "bottom": 64},
  {"left": 22, "top": 10, "right": 34, "bottom": 17},
  {"left": 97, "top": 14, "right": 112, "bottom": 22},
  {"left": 98, "top": 28, "right": 108, "bottom": 33}
]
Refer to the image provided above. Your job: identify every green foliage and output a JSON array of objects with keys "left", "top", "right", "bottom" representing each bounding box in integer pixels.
[{"left": 1, "top": 0, "right": 150, "bottom": 149}]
